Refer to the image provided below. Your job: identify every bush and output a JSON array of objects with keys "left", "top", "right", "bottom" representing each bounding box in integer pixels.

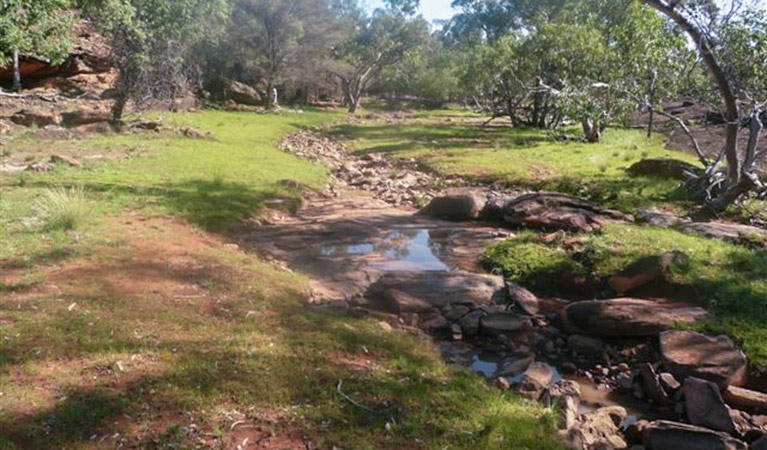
[{"left": 35, "top": 186, "right": 93, "bottom": 231}]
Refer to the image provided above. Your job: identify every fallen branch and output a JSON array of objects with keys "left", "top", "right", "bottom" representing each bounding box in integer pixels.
[{"left": 336, "top": 380, "right": 388, "bottom": 414}]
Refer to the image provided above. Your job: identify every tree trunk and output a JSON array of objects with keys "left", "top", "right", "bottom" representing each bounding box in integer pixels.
[
  {"left": 111, "top": 73, "right": 128, "bottom": 131},
  {"left": 12, "top": 50, "right": 21, "bottom": 93},
  {"left": 582, "top": 118, "right": 602, "bottom": 143}
]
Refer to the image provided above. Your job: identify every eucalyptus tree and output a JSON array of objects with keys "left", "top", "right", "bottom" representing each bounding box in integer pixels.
[
  {"left": 642, "top": 0, "right": 767, "bottom": 213},
  {"left": 0, "top": 0, "right": 76, "bottom": 92},
  {"left": 330, "top": 5, "right": 429, "bottom": 113}
]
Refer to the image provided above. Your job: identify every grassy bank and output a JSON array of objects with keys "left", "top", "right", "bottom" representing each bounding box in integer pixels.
[
  {"left": 482, "top": 224, "right": 767, "bottom": 370},
  {"left": 0, "top": 109, "right": 562, "bottom": 449},
  {"left": 332, "top": 112, "right": 697, "bottom": 213}
]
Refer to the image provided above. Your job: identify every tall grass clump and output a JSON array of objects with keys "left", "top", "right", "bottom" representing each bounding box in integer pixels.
[{"left": 35, "top": 186, "right": 93, "bottom": 231}]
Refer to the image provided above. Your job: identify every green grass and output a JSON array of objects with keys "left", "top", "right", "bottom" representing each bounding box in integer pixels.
[
  {"left": 0, "top": 109, "right": 562, "bottom": 449},
  {"left": 331, "top": 115, "right": 698, "bottom": 212},
  {"left": 482, "top": 223, "right": 767, "bottom": 370}
]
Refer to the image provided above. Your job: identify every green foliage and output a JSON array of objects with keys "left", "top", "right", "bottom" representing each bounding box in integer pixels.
[
  {"left": 0, "top": 0, "right": 76, "bottom": 65},
  {"left": 34, "top": 186, "right": 93, "bottom": 231}
]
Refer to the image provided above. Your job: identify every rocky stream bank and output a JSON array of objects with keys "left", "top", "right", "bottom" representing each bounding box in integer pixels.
[{"left": 265, "top": 129, "right": 767, "bottom": 450}]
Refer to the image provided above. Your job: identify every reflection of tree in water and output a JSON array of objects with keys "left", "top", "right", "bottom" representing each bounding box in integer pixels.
[
  {"left": 377, "top": 230, "right": 420, "bottom": 260},
  {"left": 318, "top": 229, "right": 448, "bottom": 264}
]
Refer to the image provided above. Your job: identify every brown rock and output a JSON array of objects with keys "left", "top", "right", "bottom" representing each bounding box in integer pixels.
[
  {"left": 49, "top": 154, "right": 82, "bottom": 168},
  {"left": 502, "top": 192, "right": 633, "bottom": 232},
  {"left": 480, "top": 313, "right": 531, "bottom": 335},
  {"left": 627, "top": 158, "right": 703, "bottom": 180},
  {"left": 724, "top": 386, "right": 767, "bottom": 413},
  {"left": 751, "top": 435, "right": 767, "bottom": 450},
  {"left": 225, "top": 79, "right": 262, "bottom": 106},
  {"left": 684, "top": 377, "right": 737, "bottom": 434},
  {"left": 643, "top": 420, "right": 747, "bottom": 450},
  {"left": 419, "top": 190, "right": 486, "bottom": 221},
  {"left": 640, "top": 363, "right": 670, "bottom": 405},
  {"left": 507, "top": 282, "right": 539, "bottom": 315},
  {"left": 10, "top": 108, "right": 60, "bottom": 127},
  {"left": 660, "top": 330, "right": 748, "bottom": 388},
  {"left": 381, "top": 288, "right": 433, "bottom": 314},
  {"left": 677, "top": 221, "right": 767, "bottom": 245},
  {"left": 608, "top": 252, "right": 687, "bottom": 293},
  {"left": 494, "top": 377, "right": 511, "bottom": 390},
  {"left": 497, "top": 354, "right": 535, "bottom": 377},
  {"left": 60, "top": 108, "right": 111, "bottom": 127},
  {"left": 659, "top": 372, "right": 681, "bottom": 394},
  {"left": 517, "top": 362, "right": 554, "bottom": 400},
  {"left": 566, "top": 406, "right": 628, "bottom": 450},
  {"left": 561, "top": 298, "right": 707, "bottom": 337},
  {"left": 459, "top": 310, "right": 484, "bottom": 336},
  {"left": 568, "top": 334, "right": 605, "bottom": 356}
]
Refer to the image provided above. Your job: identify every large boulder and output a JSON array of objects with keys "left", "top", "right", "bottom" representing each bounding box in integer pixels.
[
  {"left": 627, "top": 158, "right": 703, "bottom": 180},
  {"left": 560, "top": 298, "right": 707, "bottom": 337},
  {"left": 684, "top": 377, "right": 737, "bottom": 434},
  {"left": 660, "top": 330, "right": 748, "bottom": 388},
  {"left": 643, "top": 420, "right": 747, "bottom": 450},
  {"left": 419, "top": 190, "right": 486, "bottom": 221},
  {"left": 502, "top": 192, "right": 633, "bottom": 232},
  {"left": 225, "top": 80, "right": 262, "bottom": 106}
]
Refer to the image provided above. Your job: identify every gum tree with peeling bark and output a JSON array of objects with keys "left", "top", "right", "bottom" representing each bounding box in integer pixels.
[{"left": 642, "top": 0, "right": 767, "bottom": 214}]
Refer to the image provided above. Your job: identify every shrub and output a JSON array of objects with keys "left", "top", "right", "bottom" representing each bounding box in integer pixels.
[{"left": 35, "top": 186, "right": 93, "bottom": 231}]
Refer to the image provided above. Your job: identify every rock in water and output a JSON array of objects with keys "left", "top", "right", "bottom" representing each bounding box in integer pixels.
[
  {"left": 683, "top": 377, "right": 737, "bottom": 434},
  {"left": 642, "top": 420, "right": 747, "bottom": 450},
  {"left": 517, "top": 362, "right": 554, "bottom": 400},
  {"left": 502, "top": 192, "right": 633, "bottom": 232},
  {"left": 507, "top": 282, "right": 539, "bottom": 315},
  {"left": 418, "top": 190, "right": 486, "bottom": 221},
  {"left": 660, "top": 330, "right": 748, "bottom": 388},
  {"left": 561, "top": 298, "right": 707, "bottom": 337}
]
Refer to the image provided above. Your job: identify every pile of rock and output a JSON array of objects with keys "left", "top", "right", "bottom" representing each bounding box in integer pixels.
[{"left": 279, "top": 130, "right": 457, "bottom": 208}]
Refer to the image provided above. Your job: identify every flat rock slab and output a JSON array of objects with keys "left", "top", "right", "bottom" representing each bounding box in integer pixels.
[
  {"left": 419, "top": 190, "right": 487, "bottom": 221},
  {"left": 480, "top": 312, "right": 532, "bottom": 335},
  {"left": 660, "top": 330, "right": 748, "bottom": 388},
  {"left": 366, "top": 271, "right": 505, "bottom": 307},
  {"left": 560, "top": 298, "right": 707, "bottom": 337},
  {"left": 502, "top": 192, "right": 633, "bottom": 232},
  {"left": 723, "top": 385, "right": 767, "bottom": 412},
  {"left": 643, "top": 420, "right": 747, "bottom": 450},
  {"left": 684, "top": 377, "right": 737, "bottom": 433},
  {"left": 677, "top": 221, "right": 767, "bottom": 244}
]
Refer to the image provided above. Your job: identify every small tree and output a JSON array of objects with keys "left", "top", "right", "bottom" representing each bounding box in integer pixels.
[{"left": 0, "top": 0, "right": 76, "bottom": 92}]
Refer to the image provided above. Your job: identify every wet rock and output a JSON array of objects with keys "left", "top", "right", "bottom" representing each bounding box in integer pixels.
[
  {"left": 10, "top": 108, "right": 60, "bottom": 127},
  {"left": 684, "top": 377, "right": 737, "bottom": 434},
  {"left": 459, "top": 310, "right": 484, "bottom": 336},
  {"left": 480, "top": 313, "right": 531, "bottom": 335},
  {"left": 660, "top": 330, "right": 748, "bottom": 388},
  {"left": 724, "top": 386, "right": 767, "bottom": 413},
  {"left": 568, "top": 334, "right": 605, "bottom": 357},
  {"left": 608, "top": 252, "right": 687, "bottom": 294},
  {"left": 561, "top": 298, "right": 707, "bottom": 337},
  {"left": 507, "top": 281, "right": 539, "bottom": 315},
  {"left": 566, "top": 406, "right": 628, "bottom": 450},
  {"left": 658, "top": 373, "right": 681, "bottom": 395},
  {"left": 497, "top": 354, "right": 535, "bottom": 377},
  {"left": 640, "top": 363, "right": 669, "bottom": 405},
  {"left": 60, "top": 108, "right": 111, "bottom": 127},
  {"left": 502, "top": 192, "right": 633, "bottom": 232},
  {"left": 643, "top": 420, "right": 747, "bottom": 450},
  {"left": 367, "top": 271, "right": 506, "bottom": 308},
  {"left": 517, "top": 362, "right": 554, "bottom": 400},
  {"left": 419, "top": 190, "right": 486, "bottom": 221},
  {"left": 627, "top": 158, "right": 703, "bottom": 180},
  {"left": 381, "top": 288, "right": 433, "bottom": 314}
]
